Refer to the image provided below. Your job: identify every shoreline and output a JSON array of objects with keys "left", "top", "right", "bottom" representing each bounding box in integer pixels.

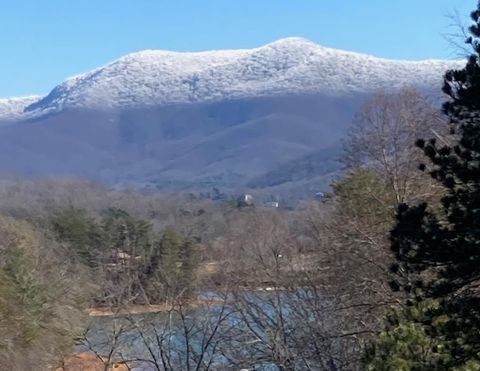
[
  {"left": 85, "top": 286, "right": 291, "bottom": 317},
  {"left": 85, "top": 299, "right": 221, "bottom": 317}
]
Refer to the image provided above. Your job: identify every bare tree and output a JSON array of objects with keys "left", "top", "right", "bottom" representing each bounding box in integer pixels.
[
  {"left": 343, "top": 87, "right": 447, "bottom": 205},
  {"left": 442, "top": 8, "right": 471, "bottom": 58},
  {"left": 82, "top": 293, "right": 237, "bottom": 371},
  {"left": 216, "top": 211, "right": 367, "bottom": 370}
]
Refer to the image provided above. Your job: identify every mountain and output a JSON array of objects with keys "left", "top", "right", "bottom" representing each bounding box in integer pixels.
[
  {"left": 0, "top": 38, "right": 456, "bottom": 121},
  {"left": 0, "top": 38, "right": 461, "bottom": 199}
]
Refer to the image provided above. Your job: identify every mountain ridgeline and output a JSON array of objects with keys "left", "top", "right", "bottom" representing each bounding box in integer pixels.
[{"left": 0, "top": 38, "right": 460, "bottom": 198}]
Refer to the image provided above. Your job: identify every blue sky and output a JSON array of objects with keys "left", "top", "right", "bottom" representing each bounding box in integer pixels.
[{"left": 0, "top": 0, "right": 473, "bottom": 97}]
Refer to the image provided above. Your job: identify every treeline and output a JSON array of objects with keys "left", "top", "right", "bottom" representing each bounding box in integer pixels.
[{"left": 51, "top": 207, "right": 199, "bottom": 304}]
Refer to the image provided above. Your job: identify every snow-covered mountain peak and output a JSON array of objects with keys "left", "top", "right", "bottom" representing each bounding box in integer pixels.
[
  {"left": 264, "top": 37, "right": 319, "bottom": 48},
  {"left": 0, "top": 38, "right": 463, "bottom": 121}
]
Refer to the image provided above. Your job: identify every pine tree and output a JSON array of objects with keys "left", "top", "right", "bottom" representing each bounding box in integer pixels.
[
  {"left": 156, "top": 229, "right": 183, "bottom": 297},
  {"left": 368, "top": 2, "right": 480, "bottom": 368},
  {"left": 390, "top": 1, "right": 480, "bottom": 299},
  {"left": 50, "top": 207, "right": 102, "bottom": 266},
  {"left": 178, "top": 237, "right": 198, "bottom": 298}
]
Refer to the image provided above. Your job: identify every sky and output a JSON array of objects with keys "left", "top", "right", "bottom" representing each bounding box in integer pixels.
[{"left": 0, "top": 0, "right": 474, "bottom": 97}]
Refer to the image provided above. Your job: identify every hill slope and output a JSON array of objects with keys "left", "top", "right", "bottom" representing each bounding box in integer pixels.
[{"left": 0, "top": 38, "right": 461, "bottom": 199}]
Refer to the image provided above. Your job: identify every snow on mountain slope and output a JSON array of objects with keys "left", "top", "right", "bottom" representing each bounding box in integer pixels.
[
  {"left": 0, "top": 96, "right": 43, "bottom": 123},
  {"left": 0, "top": 38, "right": 461, "bottom": 121}
]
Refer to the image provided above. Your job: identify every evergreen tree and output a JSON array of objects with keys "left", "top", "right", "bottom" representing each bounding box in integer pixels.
[
  {"left": 159, "top": 228, "right": 182, "bottom": 281},
  {"left": 390, "top": 1, "right": 480, "bottom": 298},
  {"left": 367, "top": 2, "right": 480, "bottom": 368},
  {"left": 50, "top": 207, "right": 101, "bottom": 265},
  {"left": 101, "top": 208, "right": 152, "bottom": 257},
  {"left": 143, "top": 228, "right": 199, "bottom": 300},
  {"left": 178, "top": 237, "right": 198, "bottom": 297}
]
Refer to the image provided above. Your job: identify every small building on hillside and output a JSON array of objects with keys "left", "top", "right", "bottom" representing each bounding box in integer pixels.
[
  {"left": 110, "top": 249, "right": 141, "bottom": 266},
  {"left": 264, "top": 201, "right": 279, "bottom": 208},
  {"left": 237, "top": 193, "right": 254, "bottom": 206}
]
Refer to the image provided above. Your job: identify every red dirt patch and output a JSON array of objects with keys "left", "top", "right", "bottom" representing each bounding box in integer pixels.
[{"left": 54, "top": 352, "right": 129, "bottom": 371}]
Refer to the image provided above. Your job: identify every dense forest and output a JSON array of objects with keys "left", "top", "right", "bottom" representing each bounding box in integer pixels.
[{"left": 4, "top": 2, "right": 480, "bottom": 370}]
